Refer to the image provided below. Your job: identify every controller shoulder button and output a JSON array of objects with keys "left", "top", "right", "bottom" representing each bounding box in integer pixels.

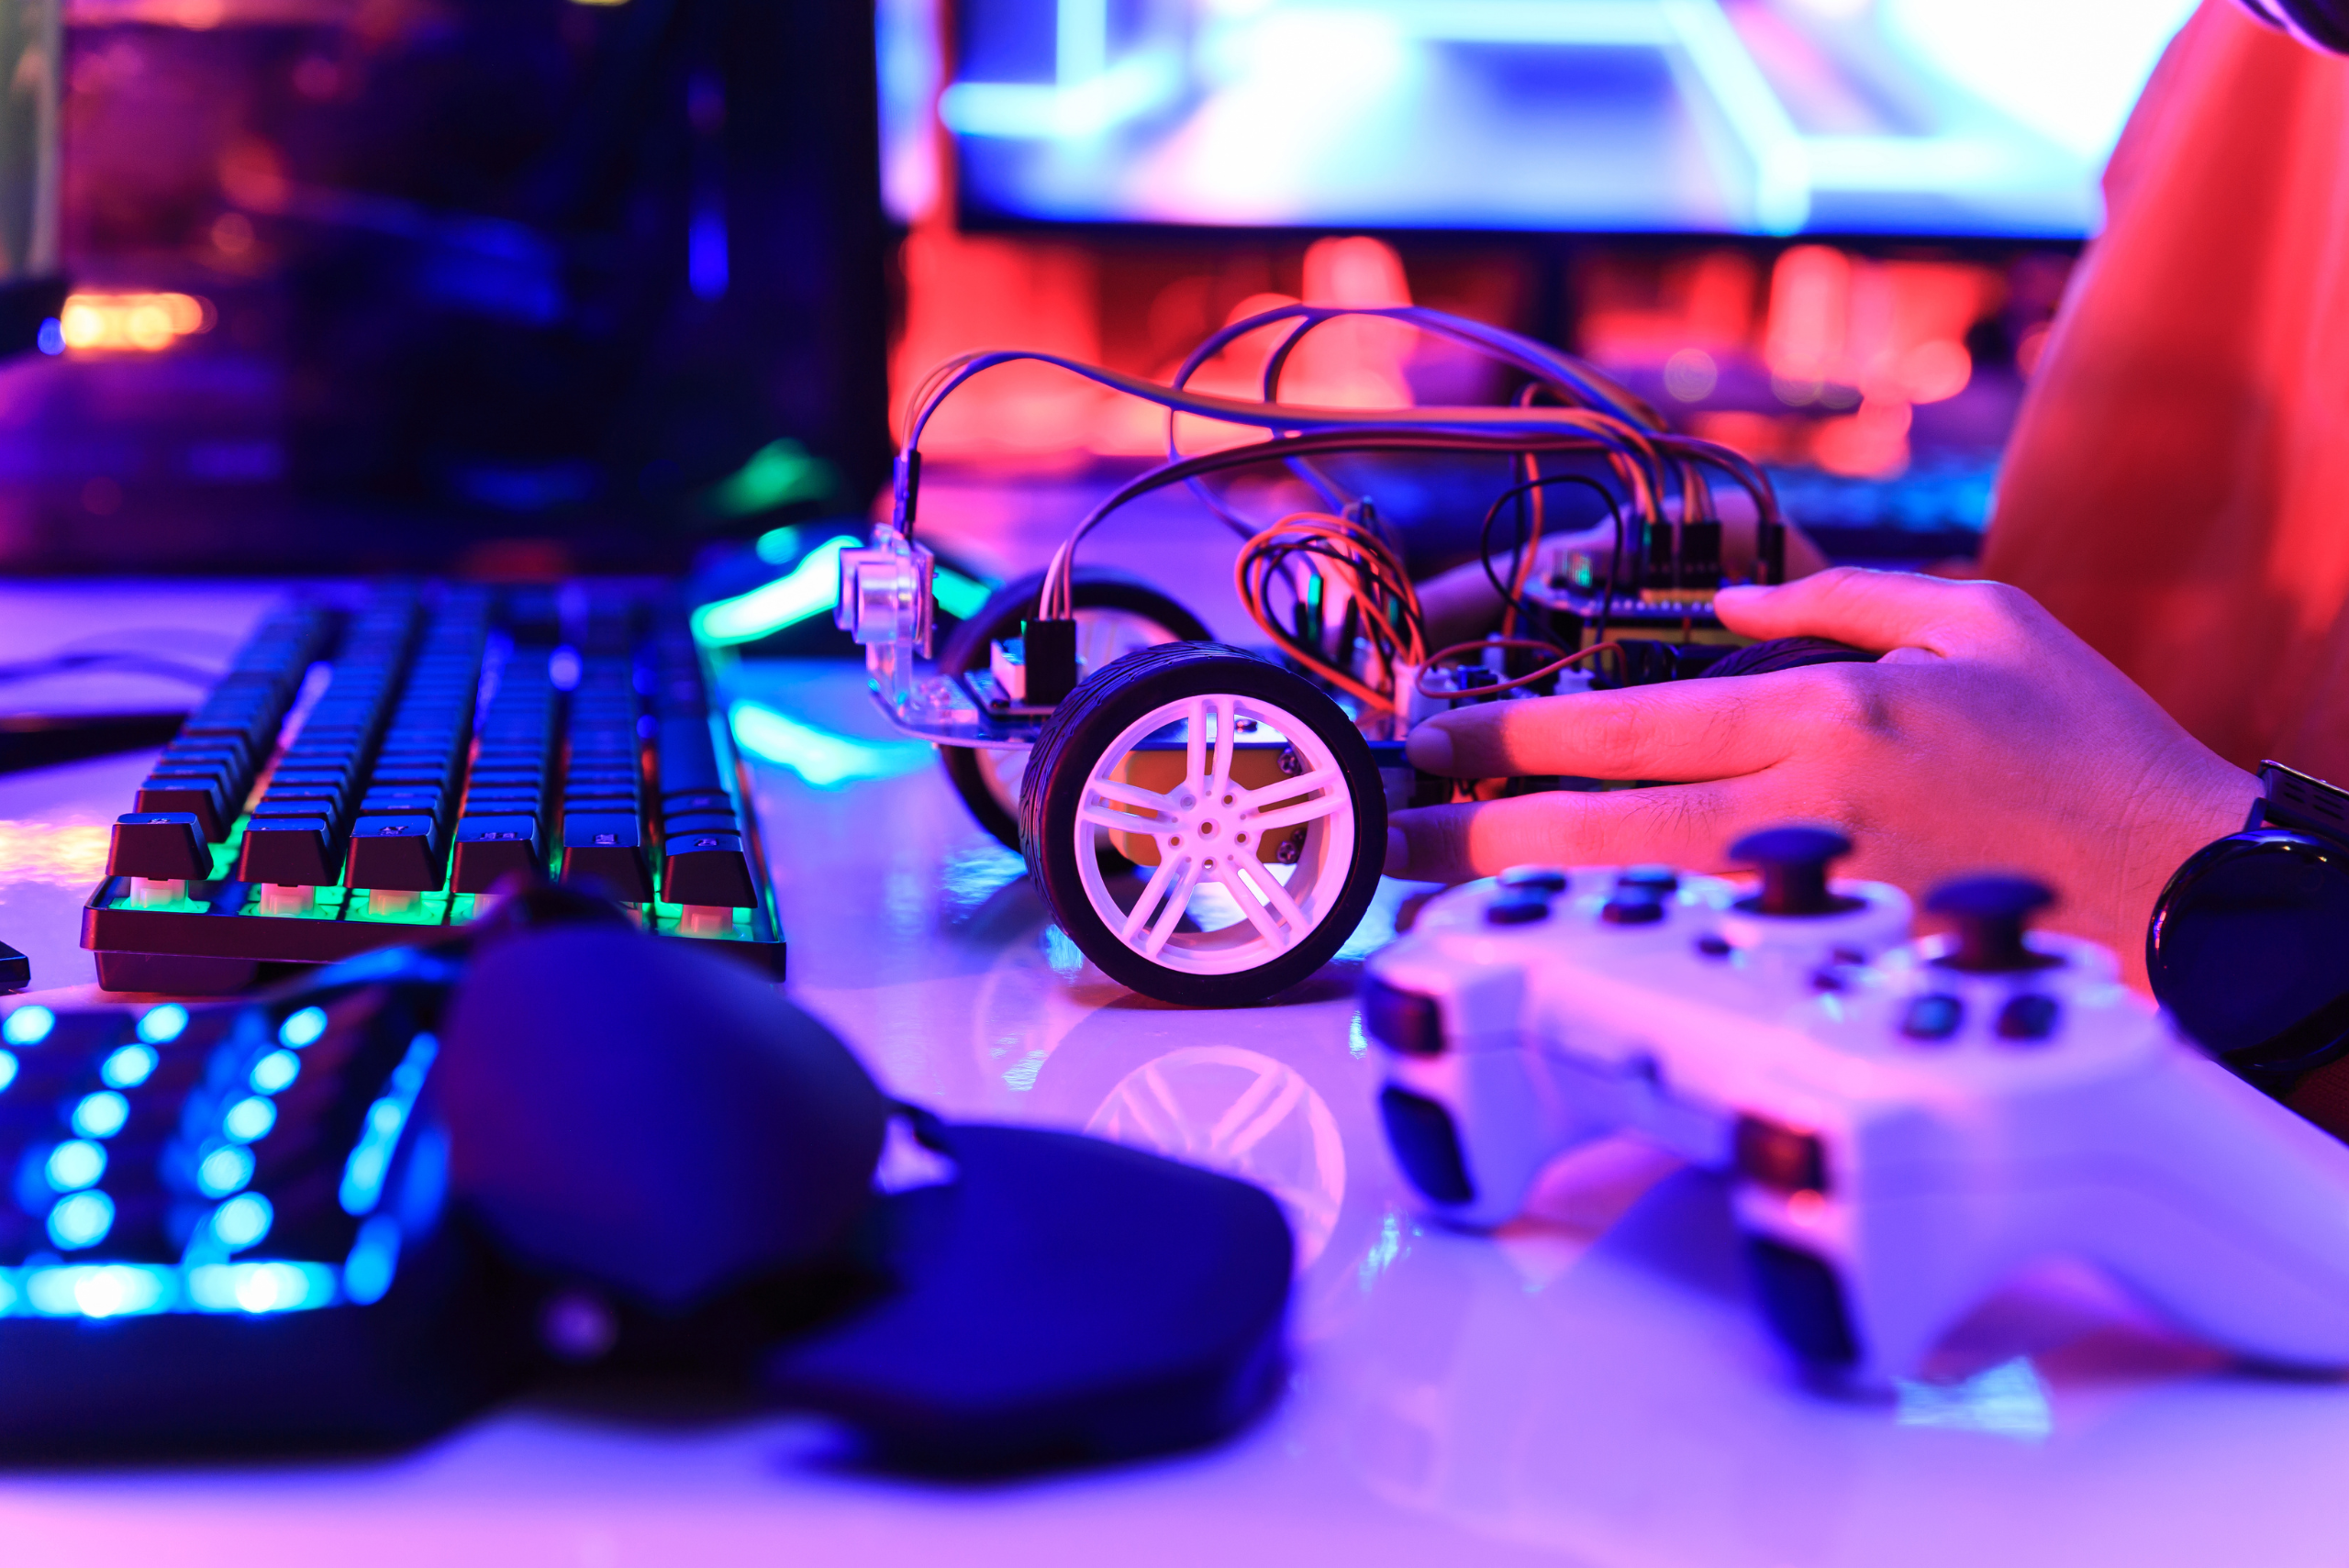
[{"left": 1734, "top": 1114, "right": 1828, "bottom": 1195}]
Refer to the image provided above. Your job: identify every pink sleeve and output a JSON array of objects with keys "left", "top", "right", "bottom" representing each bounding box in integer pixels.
[{"left": 1984, "top": 0, "right": 2349, "bottom": 780}]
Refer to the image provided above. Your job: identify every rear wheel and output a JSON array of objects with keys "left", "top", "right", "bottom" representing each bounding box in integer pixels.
[
  {"left": 1019, "top": 642, "right": 1386, "bottom": 1006},
  {"left": 936, "top": 570, "right": 1209, "bottom": 851}
]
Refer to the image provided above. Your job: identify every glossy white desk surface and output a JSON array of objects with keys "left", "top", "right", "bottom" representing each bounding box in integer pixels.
[{"left": 3, "top": 564, "right": 2347, "bottom": 1567}]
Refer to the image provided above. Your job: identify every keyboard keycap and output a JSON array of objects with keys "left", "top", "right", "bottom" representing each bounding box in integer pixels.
[
  {"left": 106, "top": 814, "right": 212, "bottom": 882},
  {"left": 236, "top": 819, "right": 339, "bottom": 887},
  {"left": 451, "top": 817, "right": 545, "bottom": 893},
  {"left": 345, "top": 817, "right": 445, "bottom": 893},
  {"left": 662, "top": 831, "right": 756, "bottom": 908},
  {"left": 562, "top": 814, "right": 651, "bottom": 902}
]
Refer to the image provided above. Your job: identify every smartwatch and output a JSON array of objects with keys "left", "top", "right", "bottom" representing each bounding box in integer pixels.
[{"left": 2148, "top": 762, "right": 2349, "bottom": 1135}]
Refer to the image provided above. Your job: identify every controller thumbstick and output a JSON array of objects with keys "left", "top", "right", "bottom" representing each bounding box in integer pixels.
[
  {"left": 1730, "top": 826, "right": 1858, "bottom": 917},
  {"left": 1925, "top": 876, "right": 2059, "bottom": 973}
]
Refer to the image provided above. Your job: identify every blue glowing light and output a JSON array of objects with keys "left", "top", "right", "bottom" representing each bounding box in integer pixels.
[
  {"left": 71, "top": 1091, "right": 129, "bottom": 1140},
  {"left": 340, "top": 1033, "right": 438, "bottom": 1217},
  {"left": 26, "top": 1263, "right": 172, "bottom": 1318},
  {"left": 250, "top": 1049, "right": 301, "bottom": 1095},
  {"left": 342, "top": 1213, "right": 403, "bottom": 1307},
  {"left": 136, "top": 1003, "right": 190, "bottom": 1044},
  {"left": 211, "top": 1192, "right": 273, "bottom": 1251},
  {"left": 196, "top": 1144, "right": 254, "bottom": 1198},
  {"left": 44, "top": 1140, "right": 106, "bottom": 1193},
  {"left": 278, "top": 1006, "right": 328, "bottom": 1049},
  {"left": 398, "top": 1122, "right": 451, "bottom": 1230},
  {"left": 222, "top": 1095, "right": 277, "bottom": 1143},
  {"left": 689, "top": 205, "right": 729, "bottom": 300},
  {"left": 727, "top": 701, "right": 931, "bottom": 789},
  {"left": 691, "top": 536, "right": 858, "bottom": 646},
  {"left": 2, "top": 1006, "right": 54, "bottom": 1047},
  {"left": 0, "top": 1051, "right": 17, "bottom": 1092},
  {"left": 35, "top": 317, "right": 62, "bottom": 356},
  {"left": 48, "top": 1190, "right": 115, "bottom": 1250},
  {"left": 101, "top": 1043, "right": 158, "bottom": 1089},
  {"left": 187, "top": 1261, "right": 333, "bottom": 1316},
  {"left": 752, "top": 523, "right": 803, "bottom": 564},
  {"left": 549, "top": 646, "right": 582, "bottom": 692}
]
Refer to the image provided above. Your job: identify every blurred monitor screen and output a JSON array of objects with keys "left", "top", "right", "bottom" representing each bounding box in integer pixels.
[{"left": 920, "top": 0, "right": 2197, "bottom": 238}]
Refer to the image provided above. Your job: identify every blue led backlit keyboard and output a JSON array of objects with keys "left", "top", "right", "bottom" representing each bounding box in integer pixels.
[
  {"left": 84, "top": 582, "right": 784, "bottom": 994},
  {"left": 0, "top": 951, "right": 513, "bottom": 1451}
]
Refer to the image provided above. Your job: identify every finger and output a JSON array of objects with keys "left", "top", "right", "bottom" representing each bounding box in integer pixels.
[
  {"left": 1714, "top": 565, "right": 1999, "bottom": 656},
  {"left": 1404, "top": 679, "right": 1799, "bottom": 781},
  {"left": 1385, "top": 784, "right": 1744, "bottom": 884}
]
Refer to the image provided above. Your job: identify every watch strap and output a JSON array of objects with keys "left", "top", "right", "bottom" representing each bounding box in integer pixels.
[{"left": 2248, "top": 760, "right": 2349, "bottom": 849}]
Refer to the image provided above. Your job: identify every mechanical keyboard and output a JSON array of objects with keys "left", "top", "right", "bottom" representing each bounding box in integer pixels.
[
  {"left": 83, "top": 582, "right": 785, "bottom": 994},
  {"left": 0, "top": 956, "right": 504, "bottom": 1451}
]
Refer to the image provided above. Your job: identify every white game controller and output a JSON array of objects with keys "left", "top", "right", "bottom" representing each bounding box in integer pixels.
[{"left": 1367, "top": 827, "right": 2349, "bottom": 1385}]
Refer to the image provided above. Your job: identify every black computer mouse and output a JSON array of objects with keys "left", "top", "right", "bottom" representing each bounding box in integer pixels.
[
  {"left": 1696, "top": 634, "right": 1877, "bottom": 679},
  {"left": 438, "top": 924, "right": 887, "bottom": 1311}
]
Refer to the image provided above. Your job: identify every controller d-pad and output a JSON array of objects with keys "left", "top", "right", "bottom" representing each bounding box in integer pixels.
[
  {"left": 1497, "top": 865, "right": 1568, "bottom": 895},
  {"left": 1900, "top": 994, "right": 1965, "bottom": 1042},
  {"left": 1996, "top": 994, "right": 2061, "bottom": 1043}
]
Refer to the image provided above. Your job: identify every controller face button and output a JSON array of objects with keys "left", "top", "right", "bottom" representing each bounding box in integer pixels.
[
  {"left": 1616, "top": 865, "right": 1679, "bottom": 895},
  {"left": 1734, "top": 1115, "right": 1828, "bottom": 1195},
  {"left": 1486, "top": 890, "right": 1553, "bottom": 926},
  {"left": 1900, "top": 994, "right": 1965, "bottom": 1042},
  {"left": 1378, "top": 1086, "right": 1476, "bottom": 1206},
  {"left": 1744, "top": 1236, "right": 1860, "bottom": 1367},
  {"left": 1362, "top": 977, "right": 1446, "bottom": 1055},
  {"left": 1497, "top": 865, "right": 1569, "bottom": 895},
  {"left": 1996, "top": 994, "right": 2062, "bottom": 1043},
  {"left": 1694, "top": 933, "right": 1733, "bottom": 959},
  {"left": 1600, "top": 893, "right": 1665, "bottom": 926}
]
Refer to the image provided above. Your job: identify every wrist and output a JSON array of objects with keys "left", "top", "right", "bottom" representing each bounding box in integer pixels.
[{"left": 2111, "top": 757, "right": 2262, "bottom": 988}]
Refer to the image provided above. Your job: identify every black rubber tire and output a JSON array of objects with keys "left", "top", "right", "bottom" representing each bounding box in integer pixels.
[
  {"left": 936, "top": 570, "right": 1210, "bottom": 851},
  {"left": 1019, "top": 641, "right": 1388, "bottom": 1007}
]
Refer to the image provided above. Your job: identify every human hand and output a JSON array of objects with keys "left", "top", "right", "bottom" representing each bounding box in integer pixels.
[{"left": 1386, "top": 567, "right": 2260, "bottom": 984}]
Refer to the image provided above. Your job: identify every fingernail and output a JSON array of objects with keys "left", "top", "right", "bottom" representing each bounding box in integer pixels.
[
  {"left": 1405, "top": 727, "right": 1452, "bottom": 773},
  {"left": 1714, "top": 584, "right": 1765, "bottom": 606},
  {"left": 1385, "top": 827, "right": 1408, "bottom": 875}
]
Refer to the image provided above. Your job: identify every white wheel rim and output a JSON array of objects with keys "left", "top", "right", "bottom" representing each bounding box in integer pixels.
[
  {"left": 1072, "top": 689, "right": 1355, "bottom": 976},
  {"left": 977, "top": 606, "right": 1186, "bottom": 817}
]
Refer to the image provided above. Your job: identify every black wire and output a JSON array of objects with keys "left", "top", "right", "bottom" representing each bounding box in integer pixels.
[
  {"left": 1474, "top": 473, "right": 1626, "bottom": 651},
  {"left": 1243, "top": 535, "right": 1417, "bottom": 665}
]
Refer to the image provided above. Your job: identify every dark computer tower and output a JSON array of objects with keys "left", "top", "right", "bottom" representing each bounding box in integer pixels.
[{"left": 5, "top": 0, "right": 888, "bottom": 573}]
